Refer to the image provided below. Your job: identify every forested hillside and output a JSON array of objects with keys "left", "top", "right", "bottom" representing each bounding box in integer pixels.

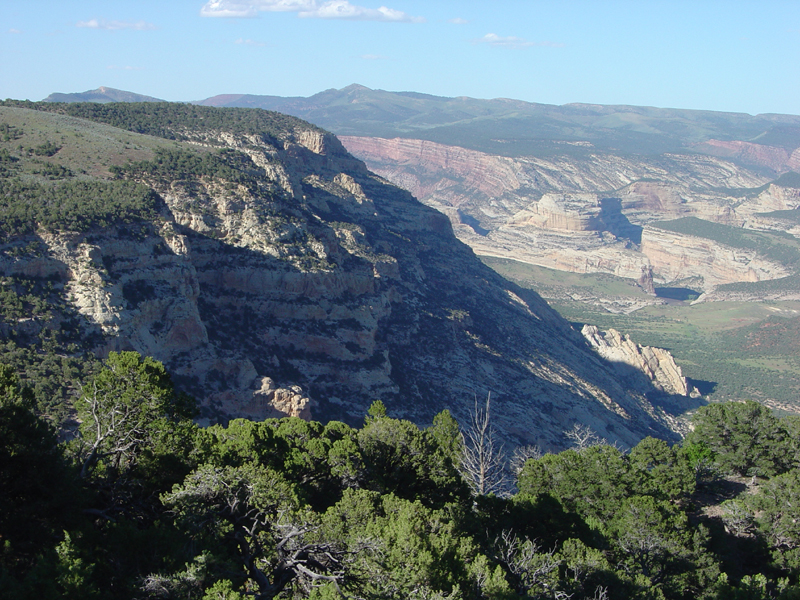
[{"left": 3, "top": 352, "right": 800, "bottom": 599}]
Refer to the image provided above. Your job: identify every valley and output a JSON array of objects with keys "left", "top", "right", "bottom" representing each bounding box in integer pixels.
[
  {"left": 4, "top": 87, "right": 800, "bottom": 600},
  {"left": 484, "top": 256, "right": 800, "bottom": 414},
  {"left": 10, "top": 84, "right": 800, "bottom": 438},
  {"left": 342, "top": 136, "right": 800, "bottom": 410},
  {"left": 0, "top": 100, "right": 693, "bottom": 451},
  {"left": 194, "top": 84, "right": 800, "bottom": 413}
]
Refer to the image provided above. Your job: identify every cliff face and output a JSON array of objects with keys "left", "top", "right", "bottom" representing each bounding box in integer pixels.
[
  {"left": 581, "top": 325, "right": 695, "bottom": 398},
  {"left": 341, "top": 136, "right": 797, "bottom": 295},
  {"left": 694, "top": 140, "right": 799, "bottom": 173},
  {"left": 0, "top": 105, "right": 685, "bottom": 450},
  {"left": 639, "top": 227, "right": 791, "bottom": 288}
]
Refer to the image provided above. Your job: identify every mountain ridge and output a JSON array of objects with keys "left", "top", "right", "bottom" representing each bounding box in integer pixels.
[
  {"left": 42, "top": 86, "right": 165, "bottom": 104},
  {"left": 195, "top": 84, "right": 800, "bottom": 159},
  {"left": 0, "top": 101, "right": 691, "bottom": 449}
]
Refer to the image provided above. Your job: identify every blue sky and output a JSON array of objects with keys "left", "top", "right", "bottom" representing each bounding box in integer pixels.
[{"left": 2, "top": 0, "right": 800, "bottom": 115}]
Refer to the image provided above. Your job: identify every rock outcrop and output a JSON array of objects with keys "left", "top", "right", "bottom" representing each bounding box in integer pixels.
[
  {"left": 640, "top": 227, "right": 791, "bottom": 289},
  {"left": 510, "top": 193, "right": 605, "bottom": 232},
  {"left": 581, "top": 325, "right": 697, "bottom": 397}
]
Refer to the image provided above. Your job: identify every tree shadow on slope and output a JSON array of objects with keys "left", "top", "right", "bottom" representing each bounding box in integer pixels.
[{"left": 602, "top": 358, "right": 708, "bottom": 417}]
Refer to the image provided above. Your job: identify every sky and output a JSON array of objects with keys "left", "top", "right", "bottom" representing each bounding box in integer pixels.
[{"left": 2, "top": 0, "right": 800, "bottom": 116}]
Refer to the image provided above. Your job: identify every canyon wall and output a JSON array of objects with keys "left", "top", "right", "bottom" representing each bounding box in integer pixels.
[
  {"left": 0, "top": 106, "right": 689, "bottom": 450},
  {"left": 342, "top": 135, "right": 797, "bottom": 295}
]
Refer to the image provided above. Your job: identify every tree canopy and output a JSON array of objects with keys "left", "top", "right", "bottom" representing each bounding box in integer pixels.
[{"left": 3, "top": 353, "right": 800, "bottom": 599}]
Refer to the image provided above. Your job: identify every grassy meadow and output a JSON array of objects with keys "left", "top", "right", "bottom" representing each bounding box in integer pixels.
[{"left": 483, "top": 256, "right": 800, "bottom": 414}]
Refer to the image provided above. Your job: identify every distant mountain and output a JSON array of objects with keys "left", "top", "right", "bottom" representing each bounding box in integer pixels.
[
  {"left": 196, "top": 84, "right": 800, "bottom": 158},
  {"left": 43, "top": 86, "right": 165, "bottom": 104},
  {"left": 43, "top": 84, "right": 800, "bottom": 159}
]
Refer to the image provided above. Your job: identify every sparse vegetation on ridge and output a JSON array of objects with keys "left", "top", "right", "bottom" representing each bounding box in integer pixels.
[{"left": 0, "top": 100, "right": 325, "bottom": 143}]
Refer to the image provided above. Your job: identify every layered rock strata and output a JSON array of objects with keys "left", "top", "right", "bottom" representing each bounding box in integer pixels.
[
  {"left": 581, "top": 325, "right": 695, "bottom": 397},
  {"left": 0, "top": 106, "right": 689, "bottom": 449},
  {"left": 341, "top": 135, "right": 797, "bottom": 295},
  {"left": 640, "top": 227, "right": 792, "bottom": 289}
]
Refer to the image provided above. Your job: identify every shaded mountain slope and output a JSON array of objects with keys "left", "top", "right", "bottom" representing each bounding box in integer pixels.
[{"left": 0, "top": 102, "right": 686, "bottom": 449}]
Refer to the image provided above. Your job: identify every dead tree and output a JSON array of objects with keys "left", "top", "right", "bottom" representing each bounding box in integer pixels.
[
  {"left": 459, "top": 393, "right": 508, "bottom": 496},
  {"left": 564, "top": 423, "right": 606, "bottom": 450}
]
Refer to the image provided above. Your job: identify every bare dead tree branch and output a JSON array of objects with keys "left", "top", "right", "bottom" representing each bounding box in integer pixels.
[
  {"left": 564, "top": 423, "right": 606, "bottom": 451},
  {"left": 509, "top": 444, "right": 543, "bottom": 478},
  {"left": 459, "top": 393, "right": 508, "bottom": 496}
]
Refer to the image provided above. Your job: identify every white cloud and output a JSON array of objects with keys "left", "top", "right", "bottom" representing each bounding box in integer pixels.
[
  {"left": 473, "top": 33, "right": 563, "bottom": 49},
  {"left": 299, "top": 1, "right": 423, "bottom": 21},
  {"left": 200, "top": 0, "right": 424, "bottom": 22},
  {"left": 235, "top": 37, "right": 269, "bottom": 46},
  {"left": 448, "top": 17, "right": 467, "bottom": 25},
  {"left": 360, "top": 53, "right": 388, "bottom": 60},
  {"left": 8, "top": 28, "right": 22, "bottom": 34},
  {"left": 76, "top": 19, "right": 156, "bottom": 31},
  {"left": 201, "top": 0, "right": 314, "bottom": 17},
  {"left": 107, "top": 65, "right": 145, "bottom": 71}
]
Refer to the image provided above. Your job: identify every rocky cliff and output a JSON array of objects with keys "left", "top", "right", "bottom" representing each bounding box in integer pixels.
[
  {"left": 341, "top": 135, "right": 798, "bottom": 295},
  {"left": 639, "top": 227, "right": 792, "bottom": 288},
  {"left": 0, "top": 103, "right": 686, "bottom": 450},
  {"left": 581, "top": 325, "right": 696, "bottom": 397}
]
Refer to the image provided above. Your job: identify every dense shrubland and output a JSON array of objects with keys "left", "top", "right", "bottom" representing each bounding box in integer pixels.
[
  {"left": 109, "top": 148, "right": 266, "bottom": 193},
  {"left": 0, "top": 179, "right": 162, "bottom": 239},
  {"left": 3, "top": 352, "right": 800, "bottom": 599}
]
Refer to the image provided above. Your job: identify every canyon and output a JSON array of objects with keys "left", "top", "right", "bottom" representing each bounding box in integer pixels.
[
  {"left": 339, "top": 136, "right": 800, "bottom": 300},
  {"left": 192, "top": 85, "right": 800, "bottom": 304},
  {"left": 0, "top": 103, "right": 694, "bottom": 450},
  {"left": 16, "top": 85, "right": 800, "bottom": 429}
]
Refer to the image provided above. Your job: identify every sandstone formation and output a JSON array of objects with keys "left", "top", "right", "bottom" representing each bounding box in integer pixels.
[
  {"left": 694, "top": 139, "right": 797, "bottom": 173},
  {"left": 639, "top": 227, "right": 792, "bottom": 290},
  {"left": 341, "top": 135, "right": 798, "bottom": 297},
  {"left": 510, "top": 193, "right": 605, "bottom": 232},
  {"left": 581, "top": 325, "right": 696, "bottom": 397},
  {"left": 737, "top": 185, "right": 800, "bottom": 220},
  {"left": 0, "top": 105, "right": 690, "bottom": 450}
]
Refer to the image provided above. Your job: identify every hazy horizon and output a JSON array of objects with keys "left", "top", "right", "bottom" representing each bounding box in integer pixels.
[{"left": 3, "top": 0, "right": 800, "bottom": 116}]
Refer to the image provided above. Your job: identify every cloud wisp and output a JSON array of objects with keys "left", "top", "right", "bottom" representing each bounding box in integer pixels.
[
  {"left": 473, "top": 33, "right": 563, "bottom": 49},
  {"left": 235, "top": 37, "right": 269, "bottom": 46},
  {"left": 200, "top": 0, "right": 424, "bottom": 22},
  {"left": 76, "top": 19, "right": 157, "bottom": 31},
  {"left": 107, "top": 65, "right": 145, "bottom": 71}
]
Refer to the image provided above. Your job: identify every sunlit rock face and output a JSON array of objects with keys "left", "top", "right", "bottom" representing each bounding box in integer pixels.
[
  {"left": 639, "top": 227, "right": 791, "bottom": 290},
  {"left": 0, "top": 106, "right": 692, "bottom": 450},
  {"left": 581, "top": 325, "right": 695, "bottom": 397},
  {"left": 341, "top": 135, "right": 797, "bottom": 294}
]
